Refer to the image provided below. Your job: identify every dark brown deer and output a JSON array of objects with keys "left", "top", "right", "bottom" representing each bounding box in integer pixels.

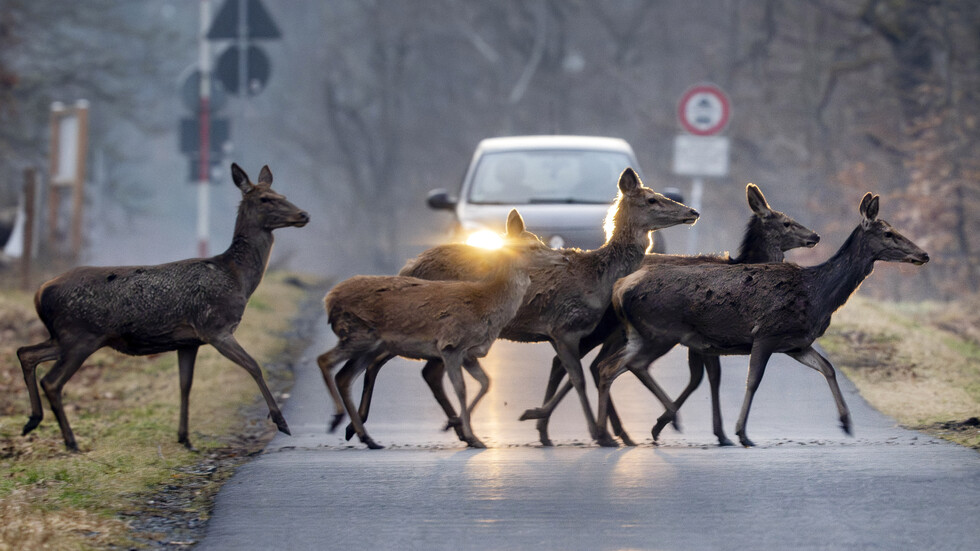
[
  {"left": 17, "top": 164, "right": 309, "bottom": 451},
  {"left": 317, "top": 210, "right": 561, "bottom": 449},
  {"left": 597, "top": 193, "right": 928, "bottom": 447},
  {"left": 521, "top": 183, "right": 820, "bottom": 446},
  {"left": 340, "top": 168, "right": 700, "bottom": 444}
]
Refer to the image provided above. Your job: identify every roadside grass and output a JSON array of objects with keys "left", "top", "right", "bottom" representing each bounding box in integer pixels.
[
  {"left": 0, "top": 271, "right": 318, "bottom": 549},
  {"left": 819, "top": 294, "right": 980, "bottom": 449}
]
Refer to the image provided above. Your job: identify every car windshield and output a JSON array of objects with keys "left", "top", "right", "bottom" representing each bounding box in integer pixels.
[{"left": 467, "top": 149, "right": 634, "bottom": 204}]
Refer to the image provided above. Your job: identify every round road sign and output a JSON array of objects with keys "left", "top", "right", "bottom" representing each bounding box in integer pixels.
[{"left": 678, "top": 84, "right": 731, "bottom": 136}]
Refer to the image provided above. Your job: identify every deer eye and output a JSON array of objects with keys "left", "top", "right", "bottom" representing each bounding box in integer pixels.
[
  {"left": 260, "top": 197, "right": 273, "bottom": 204},
  {"left": 884, "top": 231, "right": 894, "bottom": 238},
  {"left": 647, "top": 197, "right": 659, "bottom": 205},
  {"left": 783, "top": 222, "right": 791, "bottom": 228}
]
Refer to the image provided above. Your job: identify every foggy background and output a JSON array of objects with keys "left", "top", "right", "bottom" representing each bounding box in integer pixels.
[{"left": 1, "top": 0, "right": 977, "bottom": 300}]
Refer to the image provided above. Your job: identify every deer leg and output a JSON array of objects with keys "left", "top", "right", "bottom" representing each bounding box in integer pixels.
[
  {"left": 529, "top": 357, "right": 567, "bottom": 446},
  {"left": 317, "top": 347, "right": 350, "bottom": 432},
  {"left": 39, "top": 341, "right": 101, "bottom": 451},
  {"left": 419, "top": 359, "right": 464, "bottom": 439},
  {"left": 462, "top": 357, "right": 490, "bottom": 424},
  {"left": 789, "top": 347, "right": 852, "bottom": 436},
  {"left": 17, "top": 339, "right": 60, "bottom": 436},
  {"left": 734, "top": 340, "right": 776, "bottom": 447},
  {"left": 703, "top": 355, "right": 734, "bottom": 446},
  {"left": 335, "top": 353, "right": 383, "bottom": 449},
  {"left": 176, "top": 346, "right": 199, "bottom": 450},
  {"left": 591, "top": 333, "right": 635, "bottom": 446},
  {"left": 595, "top": 343, "right": 636, "bottom": 448},
  {"left": 443, "top": 354, "right": 484, "bottom": 449},
  {"left": 551, "top": 336, "right": 600, "bottom": 441},
  {"left": 345, "top": 353, "right": 392, "bottom": 441},
  {"left": 209, "top": 334, "right": 290, "bottom": 437},
  {"left": 651, "top": 346, "right": 703, "bottom": 441}
]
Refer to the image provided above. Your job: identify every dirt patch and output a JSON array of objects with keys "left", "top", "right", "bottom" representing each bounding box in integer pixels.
[{"left": 913, "top": 417, "right": 980, "bottom": 450}]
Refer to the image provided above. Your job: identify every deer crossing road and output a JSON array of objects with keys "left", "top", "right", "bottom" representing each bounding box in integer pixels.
[{"left": 198, "top": 314, "right": 980, "bottom": 550}]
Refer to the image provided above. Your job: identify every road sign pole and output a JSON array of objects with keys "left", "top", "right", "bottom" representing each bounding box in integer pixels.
[{"left": 198, "top": 0, "right": 212, "bottom": 257}]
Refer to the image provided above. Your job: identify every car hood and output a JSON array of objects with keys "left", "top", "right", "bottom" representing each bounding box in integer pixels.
[{"left": 457, "top": 203, "right": 612, "bottom": 250}]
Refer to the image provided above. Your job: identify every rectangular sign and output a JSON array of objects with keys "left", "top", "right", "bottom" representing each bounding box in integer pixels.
[{"left": 672, "top": 135, "right": 730, "bottom": 177}]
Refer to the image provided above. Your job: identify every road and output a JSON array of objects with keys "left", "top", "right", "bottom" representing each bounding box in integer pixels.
[{"left": 197, "top": 314, "right": 980, "bottom": 550}]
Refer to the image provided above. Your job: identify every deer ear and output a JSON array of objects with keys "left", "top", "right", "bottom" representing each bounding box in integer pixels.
[
  {"left": 617, "top": 167, "right": 641, "bottom": 195},
  {"left": 859, "top": 193, "right": 878, "bottom": 221},
  {"left": 231, "top": 163, "right": 252, "bottom": 194},
  {"left": 505, "top": 209, "right": 526, "bottom": 236},
  {"left": 746, "top": 183, "right": 771, "bottom": 216},
  {"left": 258, "top": 165, "right": 273, "bottom": 186}
]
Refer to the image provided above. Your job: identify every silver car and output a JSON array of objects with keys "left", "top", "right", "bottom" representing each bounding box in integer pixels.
[{"left": 427, "top": 135, "right": 677, "bottom": 252}]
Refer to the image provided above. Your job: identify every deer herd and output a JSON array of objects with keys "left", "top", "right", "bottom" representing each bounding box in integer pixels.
[{"left": 15, "top": 163, "right": 928, "bottom": 452}]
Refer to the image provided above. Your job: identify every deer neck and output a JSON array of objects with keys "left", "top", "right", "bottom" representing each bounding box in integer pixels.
[
  {"left": 219, "top": 219, "right": 275, "bottom": 297},
  {"left": 592, "top": 215, "right": 649, "bottom": 283},
  {"left": 732, "top": 218, "right": 784, "bottom": 264},
  {"left": 807, "top": 227, "right": 875, "bottom": 316},
  {"left": 483, "top": 256, "right": 532, "bottom": 326}
]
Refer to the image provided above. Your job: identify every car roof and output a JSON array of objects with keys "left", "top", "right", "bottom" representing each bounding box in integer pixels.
[{"left": 475, "top": 135, "right": 635, "bottom": 154}]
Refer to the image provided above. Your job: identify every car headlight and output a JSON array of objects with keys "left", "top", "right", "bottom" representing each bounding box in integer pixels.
[{"left": 465, "top": 229, "right": 504, "bottom": 250}]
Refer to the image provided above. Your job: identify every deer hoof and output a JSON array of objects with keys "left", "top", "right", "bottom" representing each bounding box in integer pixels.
[
  {"left": 519, "top": 408, "right": 547, "bottom": 421},
  {"left": 737, "top": 434, "right": 755, "bottom": 448},
  {"left": 443, "top": 417, "right": 462, "bottom": 431},
  {"left": 344, "top": 424, "right": 356, "bottom": 441},
  {"left": 597, "top": 433, "right": 619, "bottom": 448},
  {"left": 466, "top": 437, "right": 487, "bottom": 449},
  {"left": 22, "top": 415, "right": 42, "bottom": 436},
  {"left": 328, "top": 413, "right": 345, "bottom": 433},
  {"left": 619, "top": 433, "right": 637, "bottom": 447},
  {"left": 363, "top": 437, "right": 384, "bottom": 450},
  {"left": 717, "top": 436, "right": 735, "bottom": 447},
  {"left": 840, "top": 415, "right": 853, "bottom": 436}
]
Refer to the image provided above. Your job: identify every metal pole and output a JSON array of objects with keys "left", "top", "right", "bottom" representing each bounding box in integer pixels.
[
  {"left": 198, "top": 0, "right": 212, "bottom": 257},
  {"left": 685, "top": 176, "right": 704, "bottom": 255},
  {"left": 238, "top": 0, "right": 248, "bottom": 96},
  {"left": 21, "top": 168, "right": 36, "bottom": 291},
  {"left": 70, "top": 100, "right": 89, "bottom": 259}
]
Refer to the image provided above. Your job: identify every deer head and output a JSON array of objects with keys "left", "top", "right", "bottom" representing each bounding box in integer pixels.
[
  {"left": 746, "top": 183, "right": 820, "bottom": 251},
  {"left": 501, "top": 209, "right": 568, "bottom": 269},
  {"left": 858, "top": 193, "right": 929, "bottom": 265},
  {"left": 231, "top": 163, "right": 310, "bottom": 231},
  {"left": 603, "top": 168, "right": 700, "bottom": 242}
]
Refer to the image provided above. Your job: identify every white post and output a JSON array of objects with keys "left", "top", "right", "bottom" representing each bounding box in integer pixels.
[
  {"left": 197, "top": 0, "right": 212, "bottom": 257},
  {"left": 685, "top": 176, "right": 704, "bottom": 255}
]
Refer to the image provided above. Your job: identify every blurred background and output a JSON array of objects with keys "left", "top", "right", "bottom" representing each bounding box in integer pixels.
[{"left": 0, "top": 0, "right": 976, "bottom": 300}]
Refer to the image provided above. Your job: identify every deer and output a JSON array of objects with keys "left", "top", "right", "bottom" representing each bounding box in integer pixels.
[
  {"left": 16, "top": 164, "right": 309, "bottom": 451},
  {"left": 317, "top": 209, "right": 562, "bottom": 449},
  {"left": 337, "top": 168, "right": 700, "bottom": 445},
  {"left": 520, "top": 183, "right": 820, "bottom": 446},
  {"left": 596, "top": 192, "right": 928, "bottom": 447}
]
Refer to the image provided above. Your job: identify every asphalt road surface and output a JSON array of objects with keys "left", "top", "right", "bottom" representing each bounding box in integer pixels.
[{"left": 198, "top": 315, "right": 980, "bottom": 550}]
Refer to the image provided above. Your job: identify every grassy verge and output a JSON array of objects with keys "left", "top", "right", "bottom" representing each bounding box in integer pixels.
[
  {"left": 819, "top": 294, "right": 980, "bottom": 449},
  {"left": 0, "top": 271, "right": 320, "bottom": 549}
]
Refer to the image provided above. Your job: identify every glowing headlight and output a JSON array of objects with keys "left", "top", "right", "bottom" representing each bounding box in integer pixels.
[{"left": 465, "top": 229, "right": 504, "bottom": 250}]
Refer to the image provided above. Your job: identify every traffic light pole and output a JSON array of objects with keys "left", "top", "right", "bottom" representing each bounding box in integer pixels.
[{"left": 197, "top": 0, "right": 212, "bottom": 258}]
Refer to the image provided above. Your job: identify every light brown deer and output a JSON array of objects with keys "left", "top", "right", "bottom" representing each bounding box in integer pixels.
[
  {"left": 317, "top": 209, "right": 561, "bottom": 449},
  {"left": 17, "top": 164, "right": 309, "bottom": 451},
  {"left": 522, "top": 183, "right": 820, "bottom": 446},
  {"left": 598, "top": 193, "right": 928, "bottom": 447},
  {"left": 339, "top": 168, "right": 700, "bottom": 444}
]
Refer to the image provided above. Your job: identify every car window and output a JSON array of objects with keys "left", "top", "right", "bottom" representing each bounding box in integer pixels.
[{"left": 467, "top": 150, "right": 634, "bottom": 204}]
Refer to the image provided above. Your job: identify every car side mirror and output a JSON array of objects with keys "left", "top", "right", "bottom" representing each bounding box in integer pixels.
[{"left": 426, "top": 189, "right": 457, "bottom": 210}]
